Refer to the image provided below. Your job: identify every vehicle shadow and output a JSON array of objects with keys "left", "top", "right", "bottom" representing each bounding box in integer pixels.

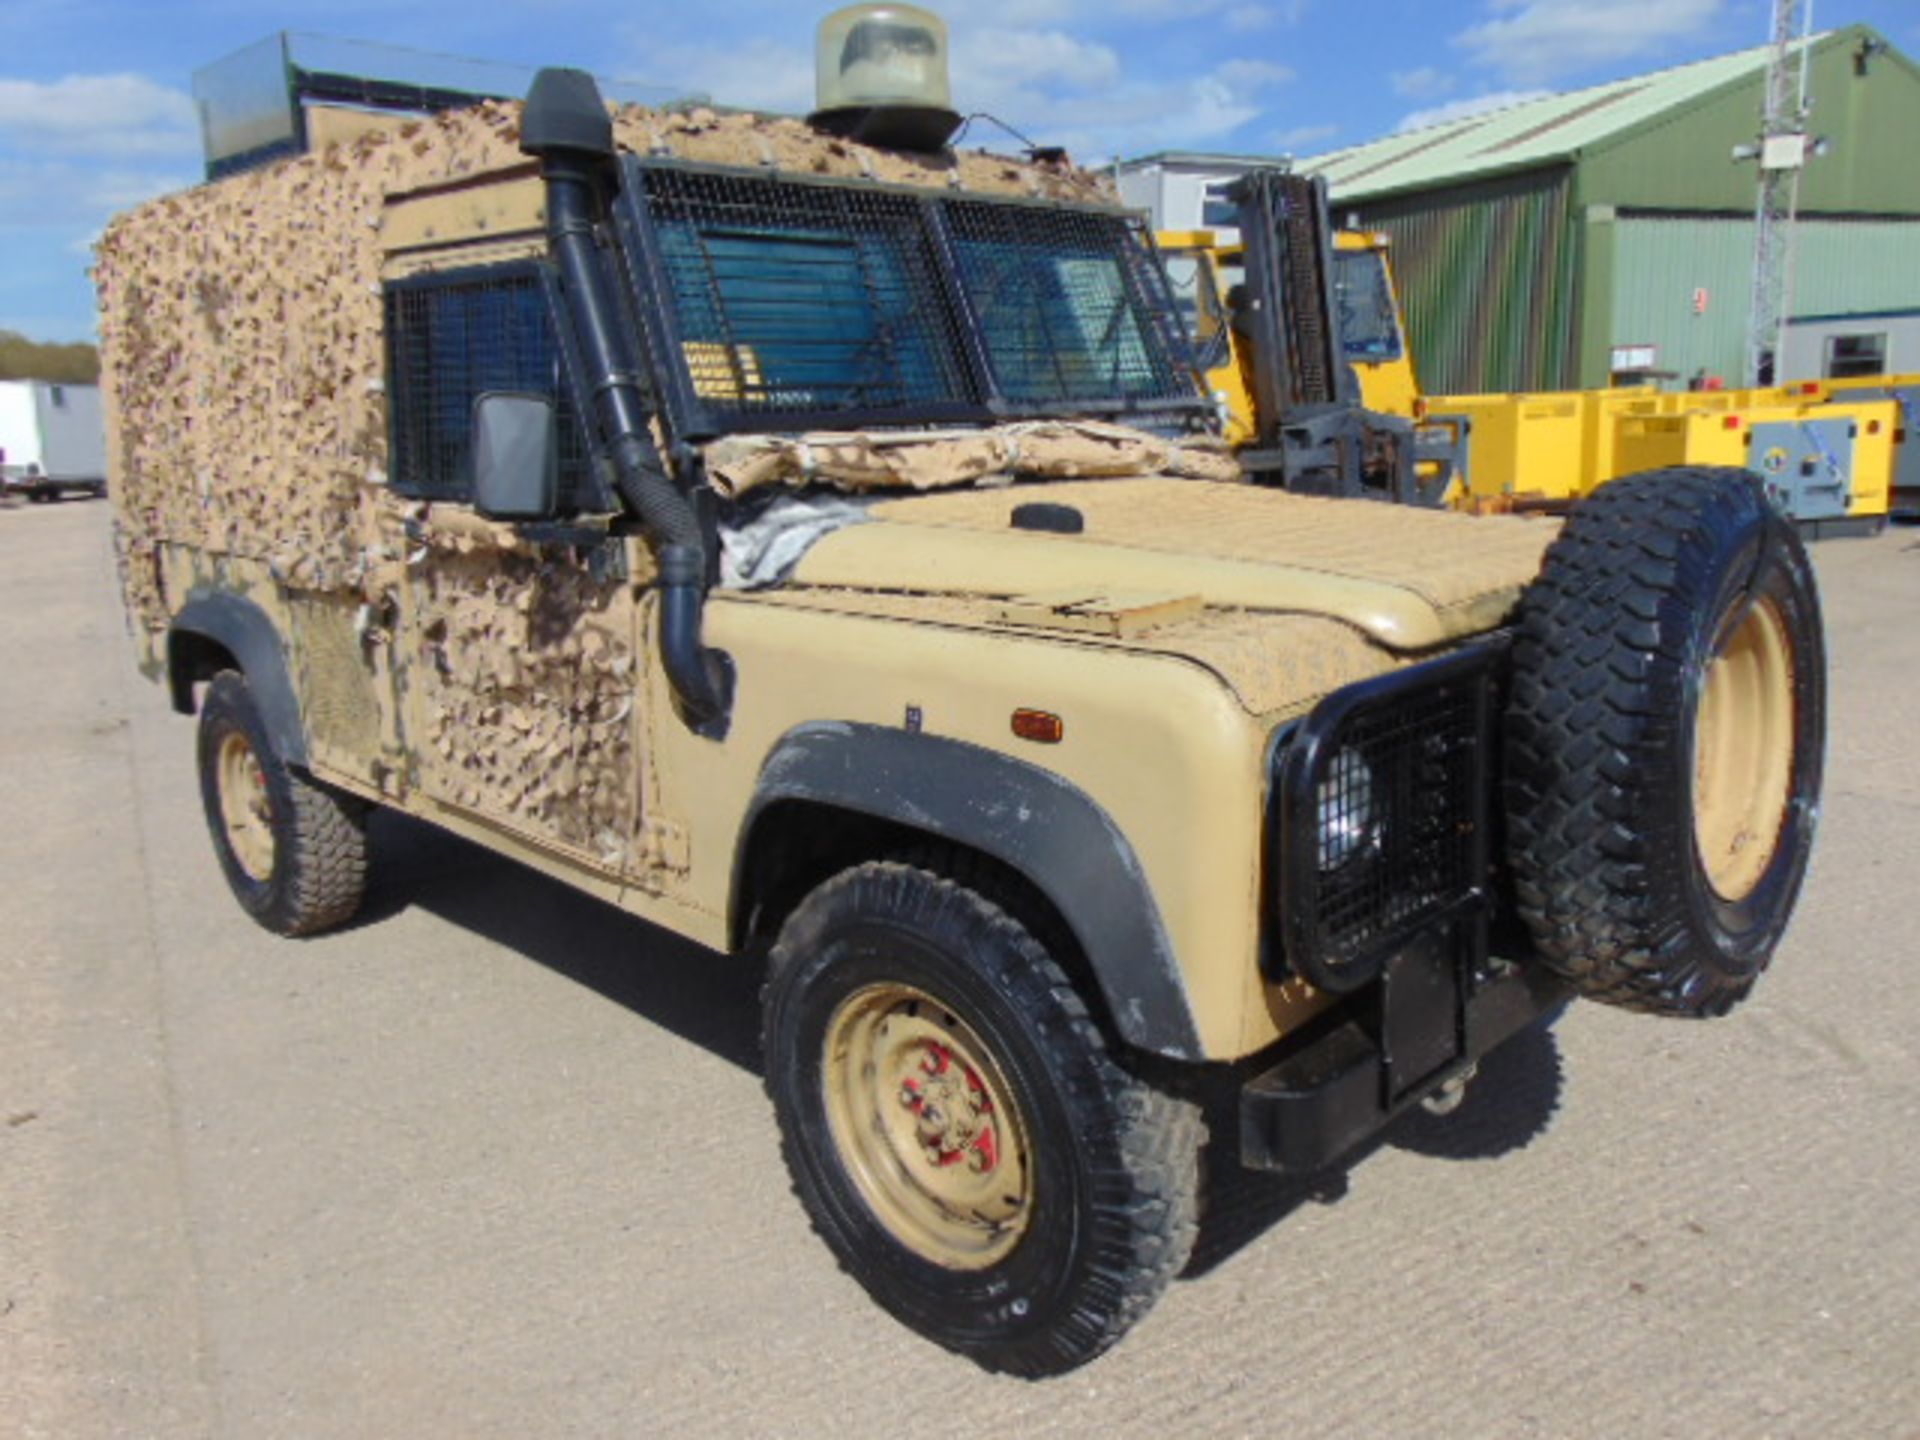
[
  {"left": 353, "top": 808, "right": 1564, "bottom": 1276},
  {"left": 1182, "top": 1021, "right": 1564, "bottom": 1280},
  {"left": 1387, "top": 1022, "right": 1564, "bottom": 1161},
  {"left": 356, "top": 808, "right": 767, "bottom": 1076}
]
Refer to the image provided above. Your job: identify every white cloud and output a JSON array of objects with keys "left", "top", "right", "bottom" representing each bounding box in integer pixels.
[
  {"left": 1270, "top": 122, "right": 1336, "bottom": 151},
  {"left": 1212, "top": 58, "right": 1294, "bottom": 92},
  {"left": 1111, "top": 0, "right": 1302, "bottom": 20},
  {"left": 953, "top": 28, "right": 1123, "bottom": 97},
  {"left": 624, "top": 14, "right": 1296, "bottom": 166},
  {"left": 617, "top": 31, "right": 815, "bottom": 113},
  {"left": 0, "top": 73, "right": 196, "bottom": 157},
  {"left": 1394, "top": 89, "right": 1551, "bottom": 133},
  {"left": 961, "top": 0, "right": 1081, "bottom": 21},
  {"left": 86, "top": 167, "right": 195, "bottom": 211},
  {"left": 1391, "top": 66, "right": 1454, "bottom": 101},
  {"left": 1452, "top": 0, "right": 1727, "bottom": 86},
  {"left": 946, "top": 32, "right": 1288, "bottom": 159},
  {"left": 0, "top": 156, "right": 190, "bottom": 228}
]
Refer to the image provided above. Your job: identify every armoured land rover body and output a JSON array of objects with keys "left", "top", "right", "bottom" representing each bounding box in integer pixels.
[{"left": 98, "top": 68, "right": 1826, "bottom": 1376}]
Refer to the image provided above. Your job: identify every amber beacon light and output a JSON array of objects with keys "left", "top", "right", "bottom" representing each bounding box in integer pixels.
[{"left": 807, "top": 4, "right": 962, "bottom": 152}]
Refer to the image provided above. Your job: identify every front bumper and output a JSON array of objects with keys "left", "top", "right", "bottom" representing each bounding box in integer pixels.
[
  {"left": 1240, "top": 931, "right": 1568, "bottom": 1173},
  {"left": 1243, "top": 633, "right": 1567, "bottom": 1173}
]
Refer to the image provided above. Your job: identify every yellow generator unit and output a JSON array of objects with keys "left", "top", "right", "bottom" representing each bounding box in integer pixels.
[
  {"left": 1155, "top": 203, "right": 1905, "bottom": 533},
  {"left": 1791, "top": 375, "right": 1919, "bottom": 508}
]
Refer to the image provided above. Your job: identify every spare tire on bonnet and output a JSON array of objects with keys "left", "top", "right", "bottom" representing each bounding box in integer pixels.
[{"left": 1504, "top": 467, "right": 1825, "bottom": 1017}]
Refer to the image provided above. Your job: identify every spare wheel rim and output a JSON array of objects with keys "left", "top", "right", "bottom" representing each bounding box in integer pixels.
[{"left": 1693, "top": 594, "right": 1795, "bottom": 901}]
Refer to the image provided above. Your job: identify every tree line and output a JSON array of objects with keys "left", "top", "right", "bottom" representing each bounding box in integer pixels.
[{"left": 0, "top": 331, "right": 100, "bottom": 384}]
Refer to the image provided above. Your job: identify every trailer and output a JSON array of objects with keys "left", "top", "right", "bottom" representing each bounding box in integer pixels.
[{"left": 0, "top": 380, "right": 107, "bottom": 501}]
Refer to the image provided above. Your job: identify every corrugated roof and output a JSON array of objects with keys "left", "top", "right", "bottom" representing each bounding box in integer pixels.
[{"left": 1301, "top": 32, "right": 1830, "bottom": 200}]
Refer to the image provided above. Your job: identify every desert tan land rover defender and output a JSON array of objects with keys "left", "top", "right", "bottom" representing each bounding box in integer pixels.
[{"left": 98, "top": 61, "right": 1825, "bottom": 1377}]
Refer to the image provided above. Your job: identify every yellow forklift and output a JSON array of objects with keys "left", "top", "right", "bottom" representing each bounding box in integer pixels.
[
  {"left": 1157, "top": 169, "right": 1463, "bottom": 505},
  {"left": 1161, "top": 171, "right": 1906, "bottom": 533}
]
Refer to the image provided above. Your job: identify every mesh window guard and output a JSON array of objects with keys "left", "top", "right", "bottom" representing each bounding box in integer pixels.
[
  {"left": 635, "top": 166, "right": 976, "bottom": 425},
  {"left": 384, "top": 264, "right": 591, "bottom": 503},
  {"left": 943, "top": 201, "right": 1193, "bottom": 407},
  {"left": 624, "top": 160, "right": 1205, "bottom": 436}
]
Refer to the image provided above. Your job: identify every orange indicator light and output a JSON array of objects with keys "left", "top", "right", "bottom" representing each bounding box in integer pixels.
[
  {"left": 1723, "top": 415, "right": 1742, "bottom": 430},
  {"left": 1011, "top": 709, "right": 1064, "bottom": 744}
]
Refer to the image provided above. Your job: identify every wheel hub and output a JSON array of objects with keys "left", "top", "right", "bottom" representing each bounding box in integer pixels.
[
  {"left": 216, "top": 731, "right": 275, "bottom": 882},
  {"left": 900, "top": 1040, "right": 998, "bottom": 1171},
  {"left": 822, "top": 982, "right": 1031, "bottom": 1270}
]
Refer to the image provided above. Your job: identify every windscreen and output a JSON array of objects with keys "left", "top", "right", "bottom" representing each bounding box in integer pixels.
[
  {"left": 1333, "top": 247, "right": 1403, "bottom": 363},
  {"left": 626, "top": 160, "right": 1202, "bottom": 436}
]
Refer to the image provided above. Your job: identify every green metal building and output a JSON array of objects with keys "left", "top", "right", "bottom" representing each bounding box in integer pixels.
[{"left": 1302, "top": 25, "right": 1920, "bottom": 394}]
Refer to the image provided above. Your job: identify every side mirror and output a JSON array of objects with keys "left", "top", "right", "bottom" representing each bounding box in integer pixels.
[{"left": 471, "top": 392, "right": 558, "bottom": 520}]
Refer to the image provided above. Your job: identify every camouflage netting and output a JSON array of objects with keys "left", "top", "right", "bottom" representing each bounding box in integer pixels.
[
  {"left": 95, "top": 99, "right": 1128, "bottom": 854},
  {"left": 94, "top": 98, "right": 1120, "bottom": 633},
  {"left": 703, "top": 421, "right": 1240, "bottom": 497},
  {"left": 406, "top": 522, "right": 642, "bottom": 865}
]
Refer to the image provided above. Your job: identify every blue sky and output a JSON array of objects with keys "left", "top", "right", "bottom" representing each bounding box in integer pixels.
[{"left": 3, "top": 0, "right": 1916, "bottom": 342}]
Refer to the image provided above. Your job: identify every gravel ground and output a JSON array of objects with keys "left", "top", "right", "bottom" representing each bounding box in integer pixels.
[{"left": 3, "top": 496, "right": 1917, "bottom": 1439}]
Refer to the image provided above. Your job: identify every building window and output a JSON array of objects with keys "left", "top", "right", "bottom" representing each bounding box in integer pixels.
[
  {"left": 383, "top": 263, "right": 591, "bottom": 504},
  {"left": 48, "top": 385, "right": 65, "bottom": 408},
  {"left": 1823, "top": 332, "right": 1886, "bottom": 380},
  {"left": 1200, "top": 181, "right": 1240, "bottom": 229}
]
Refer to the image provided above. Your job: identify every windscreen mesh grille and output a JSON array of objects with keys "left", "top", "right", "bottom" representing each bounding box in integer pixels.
[
  {"left": 631, "top": 162, "right": 1201, "bottom": 430},
  {"left": 943, "top": 201, "right": 1193, "bottom": 406},
  {"left": 384, "top": 266, "right": 590, "bottom": 502},
  {"left": 638, "top": 167, "right": 974, "bottom": 419}
]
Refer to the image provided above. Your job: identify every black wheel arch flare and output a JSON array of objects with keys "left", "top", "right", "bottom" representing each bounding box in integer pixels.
[
  {"left": 734, "top": 722, "right": 1206, "bottom": 1061},
  {"left": 167, "top": 589, "right": 309, "bottom": 768}
]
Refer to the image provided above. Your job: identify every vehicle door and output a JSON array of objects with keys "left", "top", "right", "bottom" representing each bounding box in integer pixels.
[{"left": 380, "top": 258, "right": 651, "bottom": 881}]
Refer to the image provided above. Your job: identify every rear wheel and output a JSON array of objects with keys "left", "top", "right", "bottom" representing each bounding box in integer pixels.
[
  {"left": 196, "top": 670, "right": 368, "bottom": 936},
  {"left": 762, "top": 861, "right": 1201, "bottom": 1376},
  {"left": 1504, "top": 467, "right": 1824, "bottom": 1016}
]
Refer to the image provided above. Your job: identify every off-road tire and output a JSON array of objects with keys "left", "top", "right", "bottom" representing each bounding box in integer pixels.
[
  {"left": 1505, "top": 467, "right": 1824, "bottom": 1016},
  {"left": 196, "top": 670, "right": 368, "bottom": 936},
  {"left": 761, "top": 861, "right": 1202, "bottom": 1377}
]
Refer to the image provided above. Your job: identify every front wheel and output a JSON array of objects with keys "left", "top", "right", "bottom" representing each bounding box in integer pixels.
[{"left": 761, "top": 862, "right": 1201, "bottom": 1376}]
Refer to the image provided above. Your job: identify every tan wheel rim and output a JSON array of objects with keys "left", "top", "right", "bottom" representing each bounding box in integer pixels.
[
  {"left": 217, "top": 731, "right": 276, "bottom": 882},
  {"left": 1693, "top": 595, "right": 1795, "bottom": 901},
  {"left": 822, "top": 982, "right": 1033, "bottom": 1270}
]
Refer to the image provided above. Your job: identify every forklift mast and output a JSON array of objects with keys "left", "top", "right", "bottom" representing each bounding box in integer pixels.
[{"left": 1226, "top": 169, "right": 1440, "bottom": 504}]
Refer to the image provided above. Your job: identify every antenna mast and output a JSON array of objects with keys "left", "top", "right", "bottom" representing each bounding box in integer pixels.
[{"left": 1746, "top": 0, "right": 1815, "bottom": 385}]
